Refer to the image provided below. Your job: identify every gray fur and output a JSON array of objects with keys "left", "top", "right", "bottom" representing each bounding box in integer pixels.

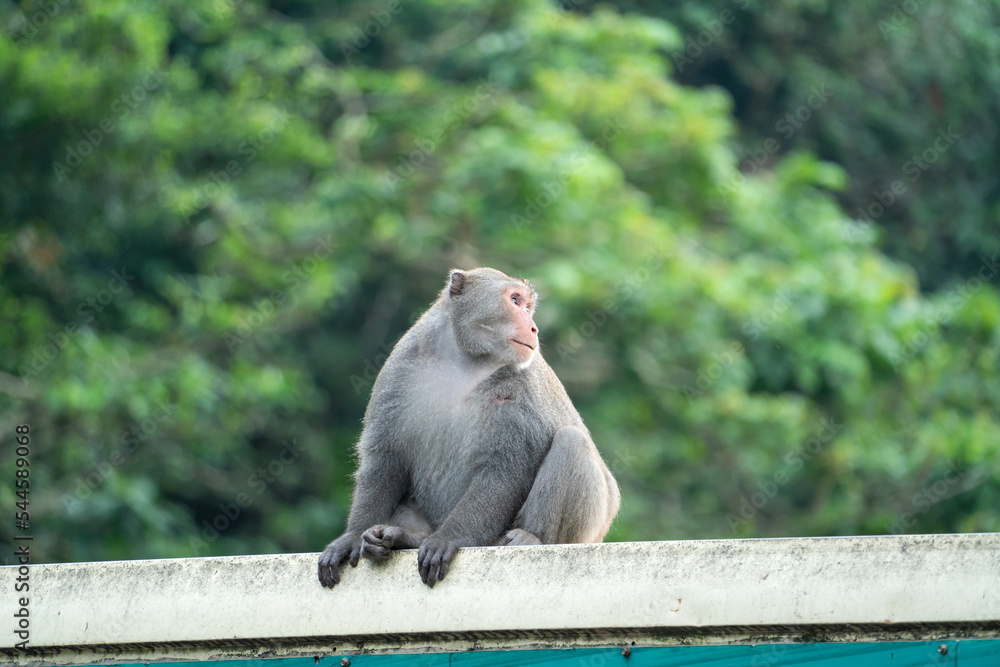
[{"left": 318, "top": 267, "right": 620, "bottom": 588}]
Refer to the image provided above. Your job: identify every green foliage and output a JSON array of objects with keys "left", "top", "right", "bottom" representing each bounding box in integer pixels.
[
  {"left": 620, "top": 0, "right": 1000, "bottom": 289},
  {"left": 0, "top": 0, "right": 996, "bottom": 564}
]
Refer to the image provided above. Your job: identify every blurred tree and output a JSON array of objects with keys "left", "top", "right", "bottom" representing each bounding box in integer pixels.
[
  {"left": 608, "top": 0, "right": 1000, "bottom": 290},
  {"left": 0, "top": 0, "right": 997, "bottom": 564}
]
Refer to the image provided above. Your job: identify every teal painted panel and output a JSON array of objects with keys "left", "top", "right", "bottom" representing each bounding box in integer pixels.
[
  {"left": 626, "top": 643, "right": 952, "bottom": 666},
  {"left": 123, "top": 641, "right": 999, "bottom": 667},
  {"left": 956, "top": 640, "right": 1000, "bottom": 666}
]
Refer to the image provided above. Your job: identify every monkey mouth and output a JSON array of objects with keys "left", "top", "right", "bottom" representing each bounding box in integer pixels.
[{"left": 511, "top": 339, "right": 535, "bottom": 351}]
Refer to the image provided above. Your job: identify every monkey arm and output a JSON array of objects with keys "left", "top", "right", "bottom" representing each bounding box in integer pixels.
[
  {"left": 344, "top": 454, "right": 409, "bottom": 535},
  {"left": 436, "top": 466, "right": 526, "bottom": 543},
  {"left": 318, "top": 434, "right": 409, "bottom": 588},
  {"left": 416, "top": 459, "right": 531, "bottom": 586}
]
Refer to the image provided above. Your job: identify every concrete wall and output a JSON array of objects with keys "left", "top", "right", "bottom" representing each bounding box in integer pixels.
[{"left": 2, "top": 534, "right": 999, "bottom": 665}]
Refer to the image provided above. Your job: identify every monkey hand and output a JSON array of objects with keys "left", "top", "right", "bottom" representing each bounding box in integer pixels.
[
  {"left": 361, "top": 525, "right": 422, "bottom": 561},
  {"left": 317, "top": 532, "right": 363, "bottom": 588},
  {"left": 361, "top": 525, "right": 395, "bottom": 561},
  {"left": 417, "top": 534, "right": 460, "bottom": 587}
]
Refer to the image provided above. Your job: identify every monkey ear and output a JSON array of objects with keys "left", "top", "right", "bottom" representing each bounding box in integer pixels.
[{"left": 449, "top": 270, "right": 466, "bottom": 298}]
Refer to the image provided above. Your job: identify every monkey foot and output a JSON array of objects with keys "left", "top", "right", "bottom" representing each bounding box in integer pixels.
[
  {"left": 361, "top": 525, "right": 422, "bottom": 560},
  {"left": 497, "top": 528, "right": 542, "bottom": 546}
]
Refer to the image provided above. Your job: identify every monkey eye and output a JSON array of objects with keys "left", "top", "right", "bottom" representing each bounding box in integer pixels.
[{"left": 511, "top": 293, "right": 521, "bottom": 305}]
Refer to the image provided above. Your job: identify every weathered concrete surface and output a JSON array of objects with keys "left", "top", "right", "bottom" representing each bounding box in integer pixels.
[{"left": 2, "top": 535, "right": 999, "bottom": 664}]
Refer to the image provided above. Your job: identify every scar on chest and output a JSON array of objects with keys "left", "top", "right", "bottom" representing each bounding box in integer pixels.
[{"left": 494, "top": 394, "right": 515, "bottom": 403}]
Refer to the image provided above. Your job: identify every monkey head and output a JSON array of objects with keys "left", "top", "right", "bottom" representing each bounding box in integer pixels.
[{"left": 446, "top": 268, "right": 539, "bottom": 367}]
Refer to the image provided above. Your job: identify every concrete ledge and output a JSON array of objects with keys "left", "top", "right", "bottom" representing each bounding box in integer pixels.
[{"left": 2, "top": 534, "right": 999, "bottom": 665}]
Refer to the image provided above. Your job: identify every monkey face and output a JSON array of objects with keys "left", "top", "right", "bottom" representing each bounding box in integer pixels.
[
  {"left": 503, "top": 285, "right": 539, "bottom": 363},
  {"left": 447, "top": 268, "right": 539, "bottom": 367}
]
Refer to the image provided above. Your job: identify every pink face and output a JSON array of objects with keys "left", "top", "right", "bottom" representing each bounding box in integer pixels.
[{"left": 505, "top": 285, "right": 539, "bottom": 362}]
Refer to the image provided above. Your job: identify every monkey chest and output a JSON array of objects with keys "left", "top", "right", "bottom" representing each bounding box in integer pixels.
[{"left": 402, "top": 384, "right": 535, "bottom": 475}]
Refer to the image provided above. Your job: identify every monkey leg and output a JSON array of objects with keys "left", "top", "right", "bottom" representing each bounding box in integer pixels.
[
  {"left": 361, "top": 502, "right": 434, "bottom": 561},
  {"left": 505, "top": 425, "right": 620, "bottom": 545}
]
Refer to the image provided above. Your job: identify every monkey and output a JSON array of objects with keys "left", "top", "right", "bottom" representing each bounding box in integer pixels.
[{"left": 318, "top": 267, "right": 620, "bottom": 588}]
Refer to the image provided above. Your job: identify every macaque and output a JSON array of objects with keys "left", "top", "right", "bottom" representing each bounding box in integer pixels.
[{"left": 318, "top": 268, "right": 620, "bottom": 587}]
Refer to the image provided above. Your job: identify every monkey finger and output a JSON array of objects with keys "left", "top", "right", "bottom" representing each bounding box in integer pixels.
[
  {"left": 318, "top": 563, "right": 339, "bottom": 588},
  {"left": 381, "top": 527, "right": 398, "bottom": 549},
  {"left": 427, "top": 551, "right": 445, "bottom": 586},
  {"left": 423, "top": 555, "right": 438, "bottom": 587},
  {"left": 417, "top": 546, "right": 433, "bottom": 584},
  {"left": 361, "top": 542, "right": 390, "bottom": 561},
  {"left": 363, "top": 525, "right": 386, "bottom": 542},
  {"left": 360, "top": 538, "right": 378, "bottom": 552},
  {"left": 437, "top": 542, "right": 458, "bottom": 581},
  {"left": 318, "top": 551, "right": 338, "bottom": 587},
  {"left": 349, "top": 543, "right": 362, "bottom": 567},
  {"left": 438, "top": 542, "right": 458, "bottom": 580}
]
